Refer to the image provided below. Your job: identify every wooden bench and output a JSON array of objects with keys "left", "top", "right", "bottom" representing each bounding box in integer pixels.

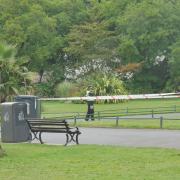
[{"left": 26, "top": 118, "right": 81, "bottom": 146}]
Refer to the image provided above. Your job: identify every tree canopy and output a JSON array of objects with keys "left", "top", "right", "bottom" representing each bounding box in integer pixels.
[{"left": 0, "top": 0, "right": 179, "bottom": 96}]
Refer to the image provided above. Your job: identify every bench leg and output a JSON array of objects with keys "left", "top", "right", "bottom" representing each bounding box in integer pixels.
[
  {"left": 65, "top": 134, "right": 69, "bottom": 146},
  {"left": 32, "top": 132, "right": 39, "bottom": 141},
  {"left": 65, "top": 133, "right": 80, "bottom": 145},
  {"left": 76, "top": 133, "right": 79, "bottom": 145},
  {"left": 39, "top": 132, "right": 44, "bottom": 144}
]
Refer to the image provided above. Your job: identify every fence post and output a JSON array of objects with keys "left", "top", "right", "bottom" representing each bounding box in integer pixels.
[
  {"left": 98, "top": 111, "right": 100, "bottom": 121},
  {"left": 126, "top": 107, "right": 128, "bottom": 114},
  {"left": 160, "top": 116, "right": 163, "bottom": 129},
  {"left": 152, "top": 109, "right": 154, "bottom": 118},
  {"left": 116, "top": 116, "right": 119, "bottom": 127},
  {"left": 74, "top": 116, "right": 77, "bottom": 125},
  {"left": 77, "top": 112, "right": 80, "bottom": 118}
]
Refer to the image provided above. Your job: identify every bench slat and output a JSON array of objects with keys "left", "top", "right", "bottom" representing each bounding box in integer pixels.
[{"left": 29, "top": 123, "right": 68, "bottom": 126}]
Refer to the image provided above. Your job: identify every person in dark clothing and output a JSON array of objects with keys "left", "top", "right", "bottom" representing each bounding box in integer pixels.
[{"left": 85, "top": 87, "right": 95, "bottom": 121}]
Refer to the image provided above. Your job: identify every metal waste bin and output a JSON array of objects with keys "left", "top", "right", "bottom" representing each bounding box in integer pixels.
[
  {"left": 14, "top": 95, "right": 41, "bottom": 118},
  {"left": 1, "top": 102, "right": 31, "bottom": 143}
]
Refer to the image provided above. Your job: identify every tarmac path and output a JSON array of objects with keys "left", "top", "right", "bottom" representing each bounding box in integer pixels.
[
  {"left": 37, "top": 127, "right": 180, "bottom": 149},
  {"left": 1, "top": 113, "right": 180, "bottom": 149}
]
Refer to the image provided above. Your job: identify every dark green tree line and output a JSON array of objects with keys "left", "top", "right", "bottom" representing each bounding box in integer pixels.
[{"left": 0, "top": 0, "right": 179, "bottom": 96}]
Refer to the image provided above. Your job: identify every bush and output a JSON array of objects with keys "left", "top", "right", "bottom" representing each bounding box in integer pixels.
[
  {"left": 55, "top": 81, "right": 81, "bottom": 97},
  {"left": 34, "top": 82, "right": 55, "bottom": 97},
  {"left": 77, "top": 73, "right": 128, "bottom": 103}
]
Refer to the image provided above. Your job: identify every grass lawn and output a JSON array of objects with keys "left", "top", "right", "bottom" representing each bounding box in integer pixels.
[
  {"left": 41, "top": 98, "right": 180, "bottom": 129},
  {"left": 0, "top": 143, "right": 180, "bottom": 180},
  {"left": 71, "top": 119, "right": 180, "bottom": 130},
  {"left": 42, "top": 98, "right": 180, "bottom": 115}
]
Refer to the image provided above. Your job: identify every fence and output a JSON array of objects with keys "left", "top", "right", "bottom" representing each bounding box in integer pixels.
[
  {"left": 69, "top": 115, "right": 180, "bottom": 129},
  {"left": 42, "top": 105, "right": 180, "bottom": 119},
  {"left": 1, "top": 104, "right": 180, "bottom": 126}
]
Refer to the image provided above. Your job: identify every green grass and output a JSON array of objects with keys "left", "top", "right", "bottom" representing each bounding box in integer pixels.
[
  {"left": 73, "top": 119, "right": 180, "bottom": 129},
  {"left": 42, "top": 99, "right": 180, "bottom": 113},
  {"left": 41, "top": 98, "right": 180, "bottom": 129},
  {"left": 1, "top": 143, "right": 180, "bottom": 180},
  {"left": 42, "top": 98, "right": 180, "bottom": 115}
]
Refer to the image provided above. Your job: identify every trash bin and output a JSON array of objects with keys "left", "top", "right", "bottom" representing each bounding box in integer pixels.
[
  {"left": 14, "top": 95, "right": 41, "bottom": 118},
  {"left": 1, "top": 102, "right": 31, "bottom": 143}
]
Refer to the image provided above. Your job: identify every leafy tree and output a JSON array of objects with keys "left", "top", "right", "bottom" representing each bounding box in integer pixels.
[
  {"left": 166, "top": 41, "right": 180, "bottom": 91},
  {"left": 116, "top": 0, "right": 180, "bottom": 92},
  {"left": 65, "top": 21, "right": 120, "bottom": 78},
  {"left": 0, "top": 0, "right": 179, "bottom": 95},
  {"left": 0, "top": 0, "right": 88, "bottom": 84}
]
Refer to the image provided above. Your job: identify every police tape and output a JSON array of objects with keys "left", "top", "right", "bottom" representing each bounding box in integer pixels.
[{"left": 40, "top": 92, "right": 180, "bottom": 101}]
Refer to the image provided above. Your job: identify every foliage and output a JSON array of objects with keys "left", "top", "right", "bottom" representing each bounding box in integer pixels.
[
  {"left": 166, "top": 40, "right": 180, "bottom": 91},
  {"left": 116, "top": 0, "right": 180, "bottom": 93},
  {"left": 55, "top": 81, "right": 80, "bottom": 97},
  {"left": 0, "top": 42, "right": 32, "bottom": 102},
  {"left": 85, "top": 73, "right": 127, "bottom": 95},
  {"left": 75, "top": 73, "right": 127, "bottom": 103},
  {"left": 0, "top": 0, "right": 88, "bottom": 82},
  {"left": 0, "top": 0, "right": 180, "bottom": 95},
  {"left": 34, "top": 83, "right": 55, "bottom": 98}
]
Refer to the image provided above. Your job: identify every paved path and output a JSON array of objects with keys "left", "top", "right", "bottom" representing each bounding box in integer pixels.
[
  {"left": 36, "top": 128, "right": 180, "bottom": 149},
  {"left": 1, "top": 127, "right": 180, "bottom": 149},
  {"left": 1, "top": 113, "right": 180, "bottom": 149}
]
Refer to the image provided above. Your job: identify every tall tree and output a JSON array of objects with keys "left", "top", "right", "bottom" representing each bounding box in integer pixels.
[
  {"left": 0, "top": 0, "right": 88, "bottom": 82},
  {"left": 116, "top": 0, "right": 180, "bottom": 92}
]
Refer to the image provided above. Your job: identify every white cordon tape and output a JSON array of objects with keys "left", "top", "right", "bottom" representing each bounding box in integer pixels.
[{"left": 40, "top": 92, "right": 180, "bottom": 101}]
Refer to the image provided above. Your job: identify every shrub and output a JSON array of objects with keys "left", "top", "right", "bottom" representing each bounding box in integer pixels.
[
  {"left": 34, "top": 82, "right": 55, "bottom": 97},
  {"left": 77, "top": 73, "right": 128, "bottom": 103},
  {"left": 55, "top": 81, "right": 81, "bottom": 97}
]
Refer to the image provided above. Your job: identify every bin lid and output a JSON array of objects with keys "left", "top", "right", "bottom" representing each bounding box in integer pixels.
[
  {"left": 15, "top": 95, "right": 39, "bottom": 99},
  {"left": 1, "top": 102, "right": 18, "bottom": 105}
]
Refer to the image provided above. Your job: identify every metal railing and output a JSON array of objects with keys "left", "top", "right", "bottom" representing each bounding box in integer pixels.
[
  {"left": 69, "top": 115, "right": 180, "bottom": 129},
  {"left": 42, "top": 105, "right": 180, "bottom": 119}
]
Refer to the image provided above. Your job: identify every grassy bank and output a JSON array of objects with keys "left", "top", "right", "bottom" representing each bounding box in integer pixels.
[{"left": 0, "top": 143, "right": 180, "bottom": 180}]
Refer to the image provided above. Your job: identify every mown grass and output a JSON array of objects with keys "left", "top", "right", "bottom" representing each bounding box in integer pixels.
[
  {"left": 72, "top": 119, "right": 180, "bottom": 130},
  {"left": 41, "top": 98, "right": 180, "bottom": 129},
  {"left": 0, "top": 143, "right": 180, "bottom": 180},
  {"left": 41, "top": 98, "right": 180, "bottom": 116}
]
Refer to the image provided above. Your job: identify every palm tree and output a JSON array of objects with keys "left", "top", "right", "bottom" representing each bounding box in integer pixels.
[{"left": 0, "top": 42, "right": 32, "bottom": 103}]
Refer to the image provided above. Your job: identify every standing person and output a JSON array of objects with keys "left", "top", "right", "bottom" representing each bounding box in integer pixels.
[{"left": 85, "top": 86, "right": 95, "bottom": 121}]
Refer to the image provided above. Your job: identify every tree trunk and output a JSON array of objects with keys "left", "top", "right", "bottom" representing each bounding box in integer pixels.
[{"left": 39, "top": 69, "right": 44, "bottom": 83}]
